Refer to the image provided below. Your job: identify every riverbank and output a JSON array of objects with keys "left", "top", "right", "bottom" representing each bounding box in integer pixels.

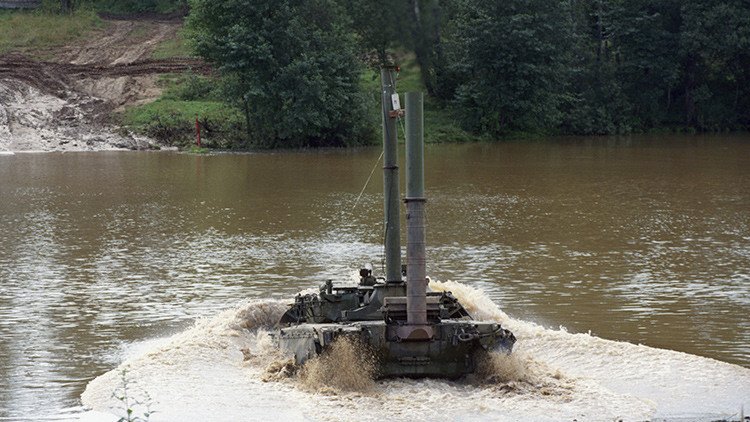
[
  {"left": 118, "top": 50, "right": 488, "bottom": 149},
  {"left": 2, "top": 7, "right": 744, "bottom": 153},
  {"left": 0, "top": 7, "right": 483, "bottom": 151},
  {"left": 0, "top": 9, "right": 205, "bottom": 152}
]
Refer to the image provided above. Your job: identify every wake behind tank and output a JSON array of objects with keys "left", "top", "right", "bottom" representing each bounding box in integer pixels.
[{"left": 274, "top": 69, "right": 515, "bottom": 378}]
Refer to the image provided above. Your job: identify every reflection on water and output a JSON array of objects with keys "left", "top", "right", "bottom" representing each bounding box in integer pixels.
[{"left": 0, "top": 134, "right": 749, "bottom": 419}]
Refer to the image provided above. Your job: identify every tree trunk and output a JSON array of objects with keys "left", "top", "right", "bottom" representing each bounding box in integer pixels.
[
  {"left": 683, "top": 55, "right": 697, "bottom": 127},
  {"left": 243, "top": 99, "right": 252, "bottom": 146},
  {"left": 596, "top": 0, "right": 604, "bottom": 63}
]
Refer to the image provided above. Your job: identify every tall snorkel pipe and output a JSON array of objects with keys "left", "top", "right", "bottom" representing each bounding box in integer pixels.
[
  {"left": 381, "top": 67, "right": 402, "bottom": 283},
  {"left": 405, "top": 92, "right": 431, "bottom": 338}
]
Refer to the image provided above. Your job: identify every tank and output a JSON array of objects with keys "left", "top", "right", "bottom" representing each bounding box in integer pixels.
[{"left": 275, "top": 68, "right": 515, "bottom": 378}]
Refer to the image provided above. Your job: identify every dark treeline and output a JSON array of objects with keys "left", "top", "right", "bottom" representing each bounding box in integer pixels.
[
  {"left": 359, "top": 0, "right": 750, "bottom": 136},
  {"left": 53, "top": 0, "right": 187, "bottom": 14},
  {"left": 137, "top": 0, "right": 750, "bottom": 146}
]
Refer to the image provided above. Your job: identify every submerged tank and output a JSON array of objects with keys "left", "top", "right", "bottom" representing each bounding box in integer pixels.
[{"left": 275, "top": 68, "right": 515, "bottom": 378}]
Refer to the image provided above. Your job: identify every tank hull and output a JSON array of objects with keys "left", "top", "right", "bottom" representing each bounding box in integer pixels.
[{"left": 277, "top": 320, "right": 515, "bottom": 378}]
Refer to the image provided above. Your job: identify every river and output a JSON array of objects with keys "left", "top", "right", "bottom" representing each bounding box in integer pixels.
[{"left": 1, "top": 135, "right": 749, "bottom": 421}]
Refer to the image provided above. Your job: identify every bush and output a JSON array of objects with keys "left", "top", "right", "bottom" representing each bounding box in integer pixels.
[{"left": 160, "top": 73, "right": 218, "bottom": 102}]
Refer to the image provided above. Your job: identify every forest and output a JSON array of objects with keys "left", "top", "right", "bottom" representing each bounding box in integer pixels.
[{"left": 36, "top": 0, "right": 750, "bottom": 147}]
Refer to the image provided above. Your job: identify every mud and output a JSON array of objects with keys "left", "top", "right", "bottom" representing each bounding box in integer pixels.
[{"left": 0, "top": 18, "right": 209, "bottom": 153}]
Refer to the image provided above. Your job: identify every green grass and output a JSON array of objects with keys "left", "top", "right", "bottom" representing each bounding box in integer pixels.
[
  {"left": 152, "top": 27, "right": 193, "bottom": 59},
  {"left": 0, "top": 8, "right": 103, "bottom": 54},
  {"left": 185, "top": 145, "right": 210, "bottom": 154}
]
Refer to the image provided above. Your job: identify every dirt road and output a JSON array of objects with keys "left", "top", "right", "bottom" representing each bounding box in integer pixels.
[{"left": 0, "top": 17, "right": 209, "bottom": 153}]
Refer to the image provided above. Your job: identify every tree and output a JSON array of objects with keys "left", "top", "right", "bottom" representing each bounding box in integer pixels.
[
  {"left": 339, "top": 0, "right": 411, "bottom": 65},
  {"left": 610, "top": 0, "right": 682, "bottom": 129},
  {"left": 679, "top": 0, "right": 750, "bottom": 130},
  {"left": 187, "top": 0, "right": 372, "bottom": 147},
  {"left": 561, "top": 0, "right": 636, "bottom": 134},
  {"left": 441, "top": 0, "right": 574, "bottom": 135},
  {"left": 407, "top": 0, "right": 460, "bottom": 98}
]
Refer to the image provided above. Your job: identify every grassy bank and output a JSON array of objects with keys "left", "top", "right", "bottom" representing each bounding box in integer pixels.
[
  {"left": 121, "top": 50, "right": 484, "bottom": 149},
  {"left": 0, "top": 8, "right": 103, "bottom": 54},
  {"left": 123, "top": 98, "right": 244, "bottom": 148},
  {"left": 121, "top": 74, "right": 244, "bottom": 148}
]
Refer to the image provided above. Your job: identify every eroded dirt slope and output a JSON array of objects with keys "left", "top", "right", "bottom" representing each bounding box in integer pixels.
[
  {"left": 0, "top": 17, "right": 208, "bottom": 153},
  {"left": 59, "top": 19, "right": 180, "bottom": 65}
]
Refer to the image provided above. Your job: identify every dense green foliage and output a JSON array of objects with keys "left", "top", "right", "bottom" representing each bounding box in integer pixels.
[
  {"left": 186, "top": 0, "right": 373, "bottom": 148},
  {"left": 359, "top": 55, "right": 481, "bottom": 144},
  {"left": 354, "top": 0, "right": 750, "bottom": 135},
  {"left": 90, "top": 0, "right": 186, "bottom": 14},
  {"left": 340, "top": 0, "right": 412, "bottom": 66},
  {"left": 39, "top": 0, "right": 185, "bottom": 14},
  {"left": 442, "top": 0, "right": 574, "bottom": 135},
  {"left": 53, "top": 0, "right": 187, "bottom": 14},
  {"left": 36, "top": 0, "right": 742, "bottom": 148},
  {"left": 679, "top": 1, "right": 750, "bottom": 130}
]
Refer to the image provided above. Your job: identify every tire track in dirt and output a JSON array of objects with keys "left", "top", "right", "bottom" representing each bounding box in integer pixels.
[
  {"left": 58, "top": 20, "right": 180, "bottom": 65},
  {"left": 0, "top": 17, "right": 210, "bottom": 153}
]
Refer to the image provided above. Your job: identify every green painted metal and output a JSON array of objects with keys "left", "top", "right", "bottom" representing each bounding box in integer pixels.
[
  {"left": 405, "top": 92, "right": 425, "bottom": 198},
  {"left": 276, "top": 275, "right": 516, "bottom": 378},
  {"left": 381, "top": 68, "right": 402, "bottom": 283},
  {"left": 405, "top": 92, "right": 428, "bottom": 329},
  {"left": 277, "top": 319, "right": 511, "bottom": 378},
  {"left": 275, "top": 81, "right": 516, "bottom": 379}
]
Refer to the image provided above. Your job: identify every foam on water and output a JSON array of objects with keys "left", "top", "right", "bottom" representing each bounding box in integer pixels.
[{"left": 81, "top": 284, "right": 750, "bottom": 422}]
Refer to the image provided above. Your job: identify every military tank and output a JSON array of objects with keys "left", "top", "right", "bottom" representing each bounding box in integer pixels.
[{"left": 275, "top": 67, "right": 515, "bottom": 378}]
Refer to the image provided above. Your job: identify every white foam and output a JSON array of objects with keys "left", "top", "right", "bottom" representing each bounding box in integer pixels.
[{"left": 80, "top": 285, "right": 750, "bottom": 421}]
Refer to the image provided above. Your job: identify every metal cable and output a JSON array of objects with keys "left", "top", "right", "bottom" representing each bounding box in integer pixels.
[{"left": 352, "top": 150, "right": 384, "bottom": 211}]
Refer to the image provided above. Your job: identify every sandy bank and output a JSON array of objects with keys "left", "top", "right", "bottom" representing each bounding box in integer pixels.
[{"left": 0, "top": 17, "right": 208, "bottom": 153}]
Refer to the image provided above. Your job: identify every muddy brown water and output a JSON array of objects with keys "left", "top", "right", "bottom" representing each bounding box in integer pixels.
[{"left": 0, "top": 135, "right": 748, "bottom": 420}]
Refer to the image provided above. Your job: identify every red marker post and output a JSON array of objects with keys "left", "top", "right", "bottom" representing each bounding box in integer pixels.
[{"left": 195, "top": 115, "right": 201, "bottom": 148}]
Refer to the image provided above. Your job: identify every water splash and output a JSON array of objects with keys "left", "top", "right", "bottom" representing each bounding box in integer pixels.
[
  {"left": 80, "top": 283, "right": 750, "bottom": 421},
  {"left": 299, "top": 337, "right": 376, "bottom": 393}
]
